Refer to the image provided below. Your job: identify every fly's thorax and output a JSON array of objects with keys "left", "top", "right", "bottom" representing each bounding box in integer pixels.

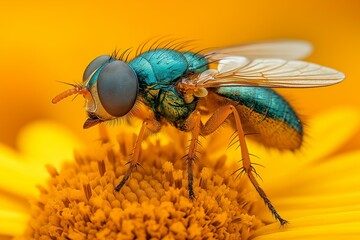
[
  {"left": 129, "top": 49, "right": 189, "bottom": 87},
  {"left": 129, "top": 49, "right": 209, "bottom": 87}
]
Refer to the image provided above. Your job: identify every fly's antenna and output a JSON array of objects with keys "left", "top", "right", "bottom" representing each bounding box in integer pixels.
[{"left": 52, "top": 85, "right": 89, "bottom": 104}]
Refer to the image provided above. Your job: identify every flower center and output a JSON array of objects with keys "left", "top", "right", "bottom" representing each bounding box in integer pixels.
[{"left": 23, "top": 130, "right": 266, "bottom": 239}]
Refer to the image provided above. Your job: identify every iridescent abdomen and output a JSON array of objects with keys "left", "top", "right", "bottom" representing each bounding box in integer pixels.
[{"left": 215, "top": 87, "right": 303, "bottom": 149}]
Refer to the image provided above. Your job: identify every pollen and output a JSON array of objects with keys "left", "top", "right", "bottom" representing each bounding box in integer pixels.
[{"left": 22, "top": 129, "right": 266, "bottom": 239}]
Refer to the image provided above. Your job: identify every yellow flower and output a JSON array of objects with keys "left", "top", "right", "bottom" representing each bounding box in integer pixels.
[
  {"left": 0, "top": 121, "right": 83, "bottom": 238},
  {"left": 0, "top": 107, "right": 359, "bottom": 239}
]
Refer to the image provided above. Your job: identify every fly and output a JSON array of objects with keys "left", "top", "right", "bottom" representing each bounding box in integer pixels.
[{"left": 52, "top": 40, "right": 344, "bottom": 225}]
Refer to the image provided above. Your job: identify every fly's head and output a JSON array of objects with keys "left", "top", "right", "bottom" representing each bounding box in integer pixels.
[{"left": 52, "top": 55, "right": 139, "bottom": 129}]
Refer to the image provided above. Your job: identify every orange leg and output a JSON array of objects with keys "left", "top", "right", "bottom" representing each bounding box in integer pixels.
[
  {"left": 181, "top": 111, "right": 202, "bottom": 199},
  {"left": 115, "top": 119, "right": 161, "bottom": 191},
  {"left": 200, "top": 104, "right": 287, "bottom": 225}
]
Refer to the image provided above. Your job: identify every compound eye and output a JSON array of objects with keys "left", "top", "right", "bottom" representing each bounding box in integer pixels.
[
  {"left": 97, "top": 61, "right": 138, "bottom": 117},
  {"left": 83, "top": 55, "right": 112, "bottom": 81}
]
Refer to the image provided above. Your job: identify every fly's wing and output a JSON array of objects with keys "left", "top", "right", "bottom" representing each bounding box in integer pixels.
[
  {"left": 180, "top": 56, "right": 345, "bottom": 91},
  {"left": 207, "top": 40, "right": 313, "bottom": 60}
]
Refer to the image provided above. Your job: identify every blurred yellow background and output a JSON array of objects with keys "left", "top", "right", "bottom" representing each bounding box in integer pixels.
[{"left": 1, "top": 0, "right": 359, "bottom": 149}]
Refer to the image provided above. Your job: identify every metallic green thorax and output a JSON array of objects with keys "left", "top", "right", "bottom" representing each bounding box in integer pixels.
[{"left": 129, "top": 49, "right": 208, "bottom": 126}]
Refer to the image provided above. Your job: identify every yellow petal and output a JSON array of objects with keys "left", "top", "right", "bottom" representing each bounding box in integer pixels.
[
  {"left": 263, "top": 150, "right": 360, "bottom": 198},
  {"left": 301, "top": 106, "right": 360, "bottom": 162},
  {"left": 276, "top": 192, "right": 360, "bottom": 219},
  {"left": 252, "top": 211, "right": 360, "bottom": 240},
  {"left": 0, "top": 144, "right": 44, "bottom": 197},
  {"left": 0, "top": 209, "right": 28, "bottom": 237},
  {"left": 0, "top": 194, "right": 28, "bottom": 216},
  {"left": 16, "top": 120, "right": 83, "bottom": 169},
  {"left": 290, "top": 150, "right": 360, "bottom": 196}
]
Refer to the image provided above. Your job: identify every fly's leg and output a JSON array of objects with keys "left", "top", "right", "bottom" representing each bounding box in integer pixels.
[
  {"left": 201, "top": 104, "right": 288, "bottom": 225},
  {"left": 115, "top": 119, "right": 161, "bottom": 192},
  {"left": 181, "top": 111, "right": 202, "bottom": 199}
]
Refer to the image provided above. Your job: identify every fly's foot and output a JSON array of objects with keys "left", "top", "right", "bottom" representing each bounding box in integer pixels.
[
  {"left": 188, "top": 180, "right": 195, "bottom": 200},
  {"left": 233, "top": 162, "right": 287, "bottom": 225},
  {"left": 115, "top": 175, "right": 129, "bottom": 192},
  {"left": 187, "top": 156, "right": 196, "bottom": 200},
  {"left": 279, "top": 218, "right": 289, "bottom": 226},
  {"left": 114, "top": 162, "right": 142, "bottom": 192}
]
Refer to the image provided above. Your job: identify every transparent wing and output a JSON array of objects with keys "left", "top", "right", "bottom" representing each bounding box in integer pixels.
[
  {"left": 180, "top": 56, "right": 345, "bottom": 90},
  {"left": 207, "top": 40, "right": 313, "bottom": 60}
]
